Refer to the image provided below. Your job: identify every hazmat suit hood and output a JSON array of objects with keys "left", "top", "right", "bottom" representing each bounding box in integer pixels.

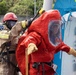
[{"left": 28, "top": 10, "right": 61, "bottom": 47}]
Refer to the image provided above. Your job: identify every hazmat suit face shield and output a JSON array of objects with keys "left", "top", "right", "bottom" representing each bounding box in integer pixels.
[{"left": 48, "top": 20, "right": 62, "bottom": 46}]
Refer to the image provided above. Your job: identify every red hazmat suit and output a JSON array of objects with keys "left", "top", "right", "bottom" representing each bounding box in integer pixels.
[{"left": 16, "top": 10, "right": 70, "bottom": 75}]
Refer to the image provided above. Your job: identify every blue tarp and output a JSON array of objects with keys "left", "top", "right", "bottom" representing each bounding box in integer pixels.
[{"left": 54, "top": 0, "right": 76, "bottom": 16}]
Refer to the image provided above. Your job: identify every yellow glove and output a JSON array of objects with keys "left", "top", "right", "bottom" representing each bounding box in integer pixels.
[
  {"left": 27, "top": 43, "right": 38, "bottom": 55},
  {"left": 68, "top": 47, "right": 76, "bottom": 57},
  {"left": 21, "top": 20, "right": 28, "bottom": 28}
]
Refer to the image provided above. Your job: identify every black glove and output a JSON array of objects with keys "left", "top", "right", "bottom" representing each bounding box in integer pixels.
[{"left": 26, "top": 19, "right": 33, "bottom": 28}]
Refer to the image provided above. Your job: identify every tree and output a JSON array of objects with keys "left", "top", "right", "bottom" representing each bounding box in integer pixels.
[
  {"left": 0, "top": 0, "right": 43, "bottom": 16},
  {"left": 0, "top": 0, "right": 8, "bottom": 14}
]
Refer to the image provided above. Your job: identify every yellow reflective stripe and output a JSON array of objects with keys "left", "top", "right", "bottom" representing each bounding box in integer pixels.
[
  {"left": 21, "top": 21, "right": 27, "bottom": 28},
  {"left": 0, "top": 33, "right": 9, "bottom": 39}
]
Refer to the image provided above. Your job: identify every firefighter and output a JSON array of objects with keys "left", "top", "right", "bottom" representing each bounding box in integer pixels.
[
  {"left": 0, "top": 12, "right": 18, "bottom": 75},
  {"left": 16, "top": 10, "right": 76, "bottom": 75},
  {"left": 0, "top": 8, "right": 44, "bottom": 75}
]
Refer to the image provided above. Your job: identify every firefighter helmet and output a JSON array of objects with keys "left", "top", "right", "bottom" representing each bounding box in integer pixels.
[
  {"left": 2, "top": 12, "right": 18, "bottom": 30},
  {"left": 3, "top": 12, "right": 18, "bottom": 22}
]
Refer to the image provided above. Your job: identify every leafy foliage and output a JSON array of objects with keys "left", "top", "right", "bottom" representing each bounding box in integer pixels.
[
  {"left": 0, "top": 0, "right": 8, "bottom": 14},
  {"left": 0, "top": 0, "right": 43, "bottom": 16}
]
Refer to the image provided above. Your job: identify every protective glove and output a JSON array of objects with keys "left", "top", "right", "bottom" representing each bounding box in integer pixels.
[
  {"left": 68, "top": 47, "right": 76, "bottom": 57},
  {"left": 26, "top": 19, "right": 32, "bottom": 28},
  {"left": 27, "top": 43, "right": 38, "bottom": 55},
  {"left": 21, "top": 20, "right": 28, "bottom": 28},
  {"left": 21, "top": 19, "right": 32, "bottom": 29}
]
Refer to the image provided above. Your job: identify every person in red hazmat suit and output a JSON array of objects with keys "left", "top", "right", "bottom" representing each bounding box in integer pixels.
[{"left": 16, "top": 9, "right": 76, "bottom": 75}]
